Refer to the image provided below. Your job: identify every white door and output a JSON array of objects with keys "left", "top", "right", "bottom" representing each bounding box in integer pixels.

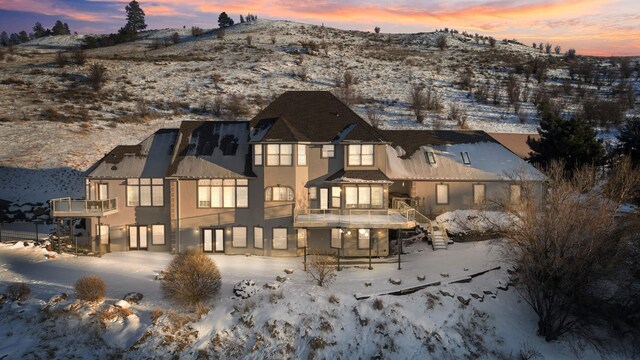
[
  {"left": 203, "top": 229, "right": 213, "bottom": 252},
  {"left": 97, "top": 225, "right": 109, "bottom": 245},
  {"left": 129, "top": 226, "right": 138, "bottom": 249},
  {"left": 129, "top": 225, "right": 148, "bottom": 250},
  {"left": 320, "top": 188, "right": 329, "bottom": 209},
  {"left": 139, "top": 226, "right": 148, "bottom": 249},
  {"left": 214, "top": 229, "right": 224, "bottom": 252},
  {"left": 98, "top": 184, "right": 108, "bottom": 200}
]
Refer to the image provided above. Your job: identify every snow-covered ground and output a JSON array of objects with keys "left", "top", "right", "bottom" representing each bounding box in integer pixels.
[{"left": 0, "top": 239, "right": 609, "bottom": 359}]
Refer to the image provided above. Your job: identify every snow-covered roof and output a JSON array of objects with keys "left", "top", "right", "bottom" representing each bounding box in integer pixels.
[
  {"left": 87, "top": 129, "right": 178, "bottom": 179},
  {"left": 385, "top": 141, "right": 545, "bottom": 181}
]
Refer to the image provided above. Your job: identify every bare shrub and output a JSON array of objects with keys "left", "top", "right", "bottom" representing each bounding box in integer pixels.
[
  {"left": 7, "top": 282, "right": 31, "bottom": 301},
  {"left": 488, "top": 37, "right": 496, "bottom": 47},
  {"left": 333, "top": 86, "right": 359, "bottom": 107},
  {"left": 71, "top": 49, "right": 86, "bottom": 65},
  {"left": 55, "top": 51, "right": 67, "bottom": 68},
  {"left": 87, "top": 63, "right": 108, "bottom": 92},
  {"left": 151, "top": 308, "right": 163, "bottom": 324},
  {"left": 506, "top": 73, "right": 521, "bottom": 105},
  {"left": 366, "top": 105, "right": 382, "bottom": 128},
  {"left": 75, "top": 275, "right": 106, "bottom": 302},
  {"left": 329, "top": 294, "right": 340, "bottom": 304},
  {"left": 216, "top": 28, "right": 225, "bottom": 40},
  {"left": 161, "top": 249, "right": 222, "bottom": 308},
  {"left": 448, "top": 103, "right": 468, "bottom": 129},
  {"left": 270, "top": 35, "right": 276, "bottom": 44},
  {"left": 245, "top": 35, "right": 252, "bottom": 46},
  {"left": 295, "top": 65, "right": 308, "bottom": 81},
  {"left": 225, "top": 94, "right": 249, "bottom": 119},
  {"left": 171, "top": 32, "right": 180, "bottom": 45},
  {"left": 372, "top": 297, "right": 384, "bottom": 310},
  {"left": 306, "top": 252, "right": 336, "bottom": 287},
  {"left": 602, "top": 156, "right": 640, "bottom": 206},
  {"left": 499, "top": 162, "right": 631, "bottom": 341},
  {"left": 436, "top": 35, "right": 447, "bottom": 51},
  {"left": 191, "top": 27, "right": 203, "bottom": 37},
  {"left": 409, "top": 85, "right": 427, "bottom": 123},
  {"left": 374, "top": 26, "right": 381, "bottom": 36},
  {"left": 212, "top": 95, "right": 223, "bottom": 117}
]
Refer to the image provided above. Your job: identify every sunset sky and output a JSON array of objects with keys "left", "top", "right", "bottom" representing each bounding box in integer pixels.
[{"left": 1, "top": 0, "right": 639, "bottom": 56}]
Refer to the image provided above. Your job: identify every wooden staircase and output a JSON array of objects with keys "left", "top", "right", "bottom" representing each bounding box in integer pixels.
[{"left": 393, "top": 199, "right": 450, "bottom": 251}]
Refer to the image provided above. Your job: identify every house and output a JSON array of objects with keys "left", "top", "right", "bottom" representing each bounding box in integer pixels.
[{"left": 50, "top": 91, "right": 545, "bottom": 256}]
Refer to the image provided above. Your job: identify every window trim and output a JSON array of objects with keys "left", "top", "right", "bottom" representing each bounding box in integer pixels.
[
  {"left": 461, "top": 151, "right": 471, "bottom": 165},
  {"left": 473, "top": 184, "right": 486, "bottom": 205},
  {"left": 266, "top": 143, "right": 293, "bottom": 166},
  {"left": 357, "top": 228, "right": 371, "bottom": 250},
  {"left": 97, "top": 183, "right": 109, "bottom": 200},
  {"left": 321, "top": 144, "right": 335, "bottom": 158},
  {"left": 254, "top": 144, "right": 263, "bottom": 166},
  {"left": 265, "top": 186, "right": 295, "bottom": 202},
  {"left": 232, "top": 226, "right": 248, "bottom": 248},
  {"left": 344, "top": 185, "right": 385, "bottom": 209},
  {"left": 436, "top": 184, "right": 449, "bottom": 205},
  {"left": 347, "top": 144, "right": 374, "bottom": 166},
  {"left": 126, "top": 178, "right": 164, "bottom": 207},
  {"left": 272, "top": 227, "right": 288, "bottom": 250},
  {"left": 254, "top": 226, "right": 264, "bottom": 249},
  {"left": 197, "top": 179, "right": 248, "bottom": 209}
]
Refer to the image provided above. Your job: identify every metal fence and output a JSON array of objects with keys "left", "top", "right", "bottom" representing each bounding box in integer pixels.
[{"left": 0, "top": 222, "right": 49, "bottom": 242}]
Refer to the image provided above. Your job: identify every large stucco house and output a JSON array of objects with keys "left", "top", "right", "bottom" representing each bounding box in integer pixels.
[{"left": 51, "top": 91, "right": 544, "bottom": 256}]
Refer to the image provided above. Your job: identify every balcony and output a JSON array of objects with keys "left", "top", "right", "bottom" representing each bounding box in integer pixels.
[
  {"left": 50, "top": 198, "right": 118, "bottom": 218},
  {"left": 294, "top": 208, "right": 416, "bottom": 229}
]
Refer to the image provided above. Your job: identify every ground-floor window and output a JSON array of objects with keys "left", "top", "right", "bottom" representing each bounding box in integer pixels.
[
  {"left": 254, "top": 226, "right": 263, "bottom": 249},
  {"left": 297, "top": 229, "right": 307, "bottom": 248},
  {"left": 151, "top": 224, "right": 165, "bottom": 245},
  {"left": 331, "top": 228, "right": 342, "bottom": 248},
  {"left": 473, "top": 184, "right": 486, "bottom": 205},
  {"left": 96, "top": 224, "right": 109, "bottom": 245},
  {"left": 358, "top": 229, "right": 370, "bottom": 249},
  {"left": 436, "top": 184, "right": 449, "bottom": 205},
  {"left": 232, "top": 226, "right": 247, "bottom": 248},
  {"left": 273, "top": 228, "right": 288, "bottom": 250}
]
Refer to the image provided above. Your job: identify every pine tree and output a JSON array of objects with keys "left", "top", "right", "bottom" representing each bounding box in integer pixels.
[
  {"left": 52, "top": 20, "right": 66, "bottom": 36},
  {"left": 18, "top": 31, "right": 29, "bottom": 43},
  {"left": 527, "top": 108, "right": 604, "bottom": 172},
  {"left": 218, "top": 12, "right": 234, "bottom": 28},
  {"left": 1, "top": 31, "right": 8, "bottom": 46},
  {"left": 33, "top": 22, "right": 46, "bottom": 38},
  {"left": 63, "top": 23, "right": 71, "bottom": 35},
  {"left": 617, "top": 117, "right": 640, "bottom": 166},
  {"left": 240, "top": 15, "right": 245, "bottom": 23},
  {"left": 125, "top": 0, "right": 147, "bottom": 33}
]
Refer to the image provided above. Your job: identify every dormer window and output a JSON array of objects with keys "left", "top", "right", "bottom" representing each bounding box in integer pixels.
[
  {"left": 348, "top": 144, "right": 374, "bottom": 166},
  {"left": 461, "top": 152, "right": 471, "bottom": 165},
  {"left": 425, "top": 151, "right": 436, "bottom": 164}
]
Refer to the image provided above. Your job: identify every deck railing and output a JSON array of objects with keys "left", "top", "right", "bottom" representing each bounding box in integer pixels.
[
  {"left": 51, "top": 197, "right": 118, "bottom": 217},
  {"left": 293, "top": 208, "right": 416, "bottom": 228}
]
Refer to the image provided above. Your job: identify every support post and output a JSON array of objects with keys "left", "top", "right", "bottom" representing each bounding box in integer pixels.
[
  {"left": 303, "top": 246, "right": 307, "bottom": 271},
  {"left": 35, "top": 222, "right": 39, "bottom": 243},
  {"left": 368, "top": 236, "right": 373, "bottom": 270},
  {"left": 337, "top": 248, "right": 341, "bottom": 271},
  {"left": 397, "top": 231, "right": 402, "bottom": 270}
]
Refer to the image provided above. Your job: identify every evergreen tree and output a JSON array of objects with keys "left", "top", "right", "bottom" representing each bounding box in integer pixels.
[
  {"left": 617, "top": 117, "right": 640, "bottom": 166},
  {"left": 63, "top": 23, "right": 71, "bottom": 35},
  {"left": 527, "top": 108, "right": 604, "bottom": 172},
  {"left": 52, "top": 20, "right": 66, "bottom": 35},
  {"left": 9, "top": 33, "right": 20, "bottom": 44},
  {"left": 0, "top": 31, "right": 8, "bottom": 46},
  {"left": 240, "top": 15, "right": 245, "bottom": 23},
  {"left": 218, "top": 12, "right": 234, "bottom": 28},
  {"left": 33, "top": 22, "right": 46, "bottom": 38},
  {"left": 18, "top": 31, "right": 29, "bottom": 43},
  {"left": 125, "top": 0, "right": 147, "bottom": 33}
]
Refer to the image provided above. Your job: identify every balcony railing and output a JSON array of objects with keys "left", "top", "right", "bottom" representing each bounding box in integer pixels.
[
  {"left": 50, "top": 197, "right": 118, "bottom": 218},
  {"left": 294, "top": 208, "right": 416, "bottom": 229}
]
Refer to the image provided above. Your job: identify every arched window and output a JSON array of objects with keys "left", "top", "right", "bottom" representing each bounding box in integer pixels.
[{"left": 265, "top": 186, "right": 295, "bottom": 201}]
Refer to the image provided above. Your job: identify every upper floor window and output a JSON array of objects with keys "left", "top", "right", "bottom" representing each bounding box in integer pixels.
[
  {"left": 266, "top": 144, "right": 293, "bottom": 166},
  {"left": 461, "top": 152, "right": 471, "bottom": 165},
  {"left": 265, "top": 186, "right": 295, "bottom": 201},
  {"left": 198, "top": 179, "right": 248, "bottom": 208},
  {"left": 345, "top": 185, "right": 384, "bottom": 208},
  {"left": 322, "top": 144, "right": 335, "bottom": 158},
  {"left": 127, "top": 178, "right": 163, "bottom": 207},
  {"left": 254, "top": 144, "right": 263, "bottom": 166},
  {"left": 436, "top": 184, "right": 449, "bottom": 205},
  {"left": 297, "top": 144, "right": 307, "bottom": 166},
  {"left": 348, "top": 144, "right": 374, "bottom": 166}
]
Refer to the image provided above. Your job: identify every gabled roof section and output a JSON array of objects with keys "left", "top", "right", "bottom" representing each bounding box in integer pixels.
[
  {"left": 380, "top": 130, "right": 498, "bottom": 159},
  {"left": 168, "top": 121, "right": 254, "bottom": 179},
  {"left": 250, "top": 91, "right": 385, "bottom": 143},
  {"left": 325, "top": 169, "right": 392, "bottom": 183},
  {"left": 87, "top": 129, "right": 178, "bottom": 179}
]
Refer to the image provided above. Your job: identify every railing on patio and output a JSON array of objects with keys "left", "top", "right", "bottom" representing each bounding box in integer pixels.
[
  {"left": 51, "top": 197, "right": 118, "bottom": 218},
  {"left": 293, "top": 208, "right": 416, "bottom": 229}
]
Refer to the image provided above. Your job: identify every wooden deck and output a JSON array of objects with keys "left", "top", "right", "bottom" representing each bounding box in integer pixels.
[{"left": 50, "top": 198, "right": 118, "bottom": 218}]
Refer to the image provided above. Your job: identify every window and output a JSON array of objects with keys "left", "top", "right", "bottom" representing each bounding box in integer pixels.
[
  {"left": 331, "top": 228, "right": 342, "bottom": 248},
  {"left": 98, "top": 183, "right": 108, "bottom": 200},
  {"left": 309, "top": 187, "right": 317, "bottom": 200},
  {"left": 473, "top": 184, "right": 486, "bottom": 205},
  {"left": 127, "top": 178, "right": 163, "bottom": 207},
  {"left": 128, "top": 225, "right": 148, "bottom": 250},
  {"left": 321, "top": 144, "right": 335, "bottom": 158},
  {"left": 358, "top": 229, "right": 370, "bottom": 249},
  {"left": 266, "top": 144, "right": 293, "bottom": 166},
  {"left": 297, "top": 229, "right": 307, "bottom": 248},
  {"left": 254, "top": 227, "right": 263, "bottom": 249},
  {"left": 273, "top": 228, "right": 288, "bottom": 250},
  {"left": 96, "top": 225, "right": 109, "bottom": 245},
  {"left": 151, "top": 225, "right": 165, "bottom": 245},
  {"left": 254, "top": 144, "right": 263, "bottom": 166},
  {"left": 425, "top": 151, "right": 436, "bottom": 164},
  {"left": 348, "top": 144, "right": 374, "bottom": 166},
  {"left": 297, "top": 144, "right": 307, "bottom": 166},
  {"left": 345, "top": 185, "right": 384, "bottom": 208},
  {"left": 331, "top": 187, "right": 341, "bottom": 208},
  {"left": 510, "top": 184, "right": 522, "bottom": 204},
  {"left": 265, "top": 186, "right": 295, "bottom": 201},
  {"left": 461, "top": 152, "right": 471, "bottom": 165},
  {"left": 232, "top": 227, "right": 247, "bottom": 248},
  {"left": 198, "top": 179, "right": 248, "bottom": 208},
  {"left": 436, "top": 184, "right": 449, "bottom": 205}
]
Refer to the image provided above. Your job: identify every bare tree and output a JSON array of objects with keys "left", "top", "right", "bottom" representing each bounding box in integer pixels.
[
  {"left": 225, "top": 94, "right": 249, "bottom": 119},
  {"left": 171, "top": 32, "right": 180, "bottom": 45},
  {"left": 409, "top": 85, "right": 427, "bottom": 123},
  {"left": 87, "top": 63, "right": 108, "bottom": 92},
  {"left": 436, "top": 34, "right": 447, "bottom": 51},
  {"left": 545, "top": 43, "right": 552, "bottom": 54},
  {"left": 306, "top": 252, "right": 337, "bottom": 287},
  {"left": 488, "top": 37, "right": 496, "bottom": 48},
  {"left": 55, "top": 51, "right": 67, "bottom": 68},
  {"left": 366, "top": 105, "right": 383, "bottom": 128},
  {"left": 553, "top": 45, "right": 561, "bottom": 55},
  {"left": 71, "top": 49, "right": 86, "bottom": 65},
  {"left": 212, "top": 95, "right": 223, "bottom": 117}
]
